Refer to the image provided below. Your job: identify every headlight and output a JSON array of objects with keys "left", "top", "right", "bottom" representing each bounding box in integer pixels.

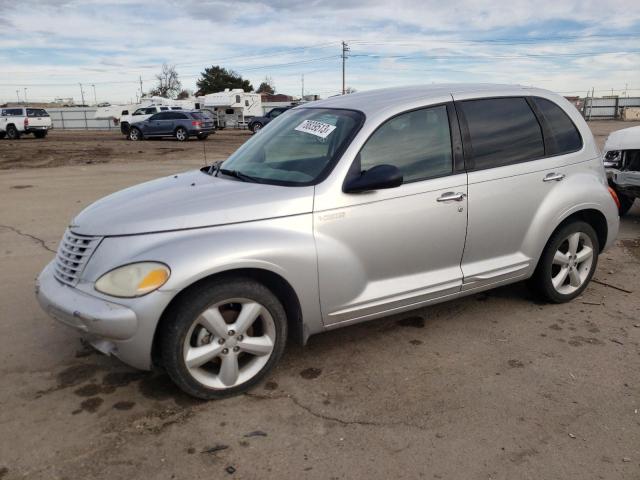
[{"left": 95, "top": 262, "right": 170, "bottom": 297}]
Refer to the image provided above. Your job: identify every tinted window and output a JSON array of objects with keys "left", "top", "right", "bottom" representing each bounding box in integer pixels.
[
  {"left": 459, "top": 97, "right": 544, "bottom": 169},
  {"left": 531, "top": 97, "right": 582, "bottom": 155},
  {"left": 144, "top": 107, "right": 157, "bottom": 114},
  {"left": 2, "top": 108, "right": 23, "bottom": 116},
  {"left": 236, "top": 95, "right": 241, "bottom": 104},
  {"left": 160, "top": 107, "right": 169, "bottom": 111},
  {"left": 27, "top": 109, "right": 49, "bottom": 117},
  {"left": 269, "top": 109, "right": 284, "bottom": 118},
  {"left": 133, "top": 108, "right": 146, "bottom": 115},
  {"left": 174, "top": 113, "right": 188, "bottom": 120},
  {"left": 190, "top": 112, "right": 206, "bottom": 120},
  {"left": 358, "top": 106, "right": 453, "bottom": 182},
  {"left": 171, "top": 107, "right": 182, "bottom": 110}
]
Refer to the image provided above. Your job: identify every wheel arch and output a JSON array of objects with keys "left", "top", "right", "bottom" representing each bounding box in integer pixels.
[{"left": 151, "top": 267, "right": 305, "bottom": 367}]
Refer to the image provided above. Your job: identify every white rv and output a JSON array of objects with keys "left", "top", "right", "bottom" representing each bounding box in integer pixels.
[{"left": 202, "top": 89, "right": 262, "bottom": 128}]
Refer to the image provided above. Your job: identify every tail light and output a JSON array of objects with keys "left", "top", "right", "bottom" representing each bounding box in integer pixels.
[
  {"left": 24, "top": 118, "right": 29, "bottom": 127},
  {"left": 608, "top": 186, "right": 621, "bottom": 210},
  {"left": 191, "top": 120, "right": 202, "bottom": 127}
]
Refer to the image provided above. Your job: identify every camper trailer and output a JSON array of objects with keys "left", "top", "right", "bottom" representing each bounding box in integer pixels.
[{"left": 202, "top": 89, "right": 262, "bottom": 128}]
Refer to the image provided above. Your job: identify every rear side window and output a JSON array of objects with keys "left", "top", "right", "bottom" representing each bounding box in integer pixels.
[
  {"left": 2, "top": 108, "right": 23, "bottom": 116},
  {"left": 459, "top": 97, "right": 544, "bottom": 169},
  {"left": 531, "top": 97, "right": 582, "bottom": 155},
  {"left": 358, "top": 105, "right": 453, "bottom": 182},
  {"left": 144, "top": 107, "right": 157, "bottom": 114},
  {"left": 174, "top": 113, "right": 188, "bottom": 120},
  {"left": 190, "top": 112, "right": 205, "bottom": 120}
]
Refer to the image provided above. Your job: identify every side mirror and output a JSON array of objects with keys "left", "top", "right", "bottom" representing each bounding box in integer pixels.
[{"left": 344, "top": 164, "right": 403, "bottom": 193}]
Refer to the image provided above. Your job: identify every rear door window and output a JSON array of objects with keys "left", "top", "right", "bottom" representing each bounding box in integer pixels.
[
  {"left": 458, "top": 97, "right": 544, "bottom": 169},
  {"left": 144, "top": 107, "right": 157, "bottom": 115},
  {"left": 2, "top": 108, "right": 23, "bottom": 116},
  {"left": 530, "top": 97, "right": 582, "bottom": 155},
  {"left": 358, "top": 105, "right": 453, "bottom": 182}
]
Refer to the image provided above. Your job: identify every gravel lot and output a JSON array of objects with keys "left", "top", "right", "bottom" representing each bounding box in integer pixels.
[{"left": 0, "top": 122, "right": 639, "bottom": 479}]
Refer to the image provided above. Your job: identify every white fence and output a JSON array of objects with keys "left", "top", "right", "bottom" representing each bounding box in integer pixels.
[{"left": 47, "top": 107, "right": 116, "bottom": 130}]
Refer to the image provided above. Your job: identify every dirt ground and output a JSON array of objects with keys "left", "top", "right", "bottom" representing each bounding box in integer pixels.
[{"left": 0, "top": 122, "right": 639, "bottom": 479}]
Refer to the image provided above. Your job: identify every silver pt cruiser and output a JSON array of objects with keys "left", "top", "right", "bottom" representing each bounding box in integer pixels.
[{"left": 37, "top": 84, "right": 620, "bottom": 399}]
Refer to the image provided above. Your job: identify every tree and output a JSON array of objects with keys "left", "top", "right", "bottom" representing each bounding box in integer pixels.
[
  {"left": 176, "top": 89, "right": 193, "bottom": 100},
  {"left": 256, "top": 76, "right": 275, "bottom": 94},
  {"left": 149, "top": 63, "right": 182, "bottom": 98},
  {"left": 196, "top": 66, "right": 253, "bottom": 95},
  {"left": 345, "top": 86, "right": 357, "bottom": 94}
]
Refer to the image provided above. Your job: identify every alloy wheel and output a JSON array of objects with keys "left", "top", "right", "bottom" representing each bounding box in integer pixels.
[
  {"left": 551, "top": 232, "right": 594, "bottom": 295},
  {"left": 182, "top": 298, "right": 276, "bottom": 389}
]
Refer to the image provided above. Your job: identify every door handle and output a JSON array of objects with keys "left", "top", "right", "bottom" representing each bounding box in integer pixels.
[
  {"left": 543, "top": 172, "right": 565, "bottom": 182},
  {"left": 437, "top": 192, "right": 466, "bottom": 202}
]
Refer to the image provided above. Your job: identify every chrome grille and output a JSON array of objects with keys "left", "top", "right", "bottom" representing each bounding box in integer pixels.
[{"left": 54, "top": 230, "right": 101, "bottom": 286}]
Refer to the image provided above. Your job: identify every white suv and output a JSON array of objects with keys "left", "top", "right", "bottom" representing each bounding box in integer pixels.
[{"left": 0, "top": 107, "right": 52, "bottom": 139}]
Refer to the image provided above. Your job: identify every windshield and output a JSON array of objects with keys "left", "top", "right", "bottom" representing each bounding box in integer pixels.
[{"left": 220, "top": 108, "right": 364, "bottom": 185}]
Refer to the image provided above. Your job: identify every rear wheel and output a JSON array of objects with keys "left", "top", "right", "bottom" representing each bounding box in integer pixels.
[
  {"left": 120, "top": 122, "right": 130, "bottom": 135},
  {"left": 530, "top": 221, "right": 599, "bottom": 303},
  {"left": 0, "top": 132, "right": 5, "bottom": 139},
  {"left": 160, "top": 277, "right": 287, "bottom": 399},
  {"left": 175, "top": 127, "right": 188, "bottom": 142},
  {"left": 251, "top": 122, "right": 263, "bottom": 134},
  {"left": 34, "top": 131, "right": 48, "bottom": 139},
  {"left": 128, "top": 127, "right": 142, "bottom": 141},
  {"left": 6, "top": 125, "right": 20, "bottom": 139}
]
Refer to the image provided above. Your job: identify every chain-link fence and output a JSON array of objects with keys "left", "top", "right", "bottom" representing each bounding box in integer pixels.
[{"left": 583, "top": 97, "right": 640, "bottom": 119}]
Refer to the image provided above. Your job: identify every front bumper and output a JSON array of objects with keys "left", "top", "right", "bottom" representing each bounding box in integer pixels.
[{"left": 36, "top": 261, "right": 137, "bottom": 339}]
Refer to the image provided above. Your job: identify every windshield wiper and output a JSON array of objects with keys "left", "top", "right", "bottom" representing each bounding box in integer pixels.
[{"left": 218, "top": 168, "right": 262, "bottom": 183}]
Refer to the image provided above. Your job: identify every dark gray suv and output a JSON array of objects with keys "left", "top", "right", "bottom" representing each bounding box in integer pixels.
[{"left": 127, "top": 111, "right": 214, "bottom": 141}]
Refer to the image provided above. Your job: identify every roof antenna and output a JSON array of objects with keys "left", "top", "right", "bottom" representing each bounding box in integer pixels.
[{"left": 202, "top": 137, "right": 207, "bottom": 167}]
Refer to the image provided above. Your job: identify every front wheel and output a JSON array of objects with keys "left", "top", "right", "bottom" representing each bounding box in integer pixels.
[
  {"left": 6, "top": 125, "right": 20, "bottom": 139},
  {"left": 530, "top": 221, "right": 599, "bottom": 303},
  {"left": 128, "top": 127, "right": 142, "bottom": 141},
  {"left": 251, "top": 122, "right": 263, "bottom": 134},
  {"left": 175, "top": 127, "right": 188, "bottom": 142},
  {"left": 159, "top": 278, "right": 287, "bottom": 399},
  {"left": 618, "top": 193, "right": 635, "bottom": 216}
]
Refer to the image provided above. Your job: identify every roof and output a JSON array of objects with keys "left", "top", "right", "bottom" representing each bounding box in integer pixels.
[{"left": 305, "top": 83, "right": 532, "bottom": 116}]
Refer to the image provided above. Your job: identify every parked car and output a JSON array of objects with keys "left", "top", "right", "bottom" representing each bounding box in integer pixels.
[
  {"left": 603, "top": 126, "right": 639, "bottom": 215},
  {"left": 119, "top": 105, "right": 184, "bottom": 135},
  {"left": 36, "top": 84, "right": 619, "bottom": 399},
  {"left": 126, "top": 111, "right": 214, "bottom": 141},
  {"left": 248, "top": 106, "right": 292, "bottom": 133},
  {"left": 0, "top": 107, "right": 52, "bottom": 139}
]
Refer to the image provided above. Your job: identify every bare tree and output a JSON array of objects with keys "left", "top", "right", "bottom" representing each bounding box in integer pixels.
[
  {"left": 345, "top": 86, "right": 357, "bottom": 94},
  {"left": 149, "top": 63, "right": 182, "bottom": 98}
]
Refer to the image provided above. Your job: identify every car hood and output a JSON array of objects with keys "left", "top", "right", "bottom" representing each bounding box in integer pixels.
[
  {"left": 71, "top": 169, "right": 314, "bottom": 236},
  {"left": 604, "top": 126, "right": 640, "bottom": 151}
]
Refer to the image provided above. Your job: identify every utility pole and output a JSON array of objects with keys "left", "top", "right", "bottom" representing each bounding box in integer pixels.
[
  {"left": 341, "top": 41, "right": 349, "bottom": 95},
  {"left": 79, "top": 83, "right": 86, "bottom": 105},
  {"left": 91, "top": 84, "right": 97, "bottom": 105},
  {"left": 301, "top": 74, "right": 304, "bottom": 99},
  {"left": 24, "top": 88, "right": 28, "bottom": 105},
  {"left": 139, "top": 75, "right": 144, "bottom": 100},
  {"left": 16, "top": 90, "right": 20, "bottom": 104}
]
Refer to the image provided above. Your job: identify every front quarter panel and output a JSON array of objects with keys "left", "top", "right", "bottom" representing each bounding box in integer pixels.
[{"left": 80, "top": 215, "right": 321, "bottom": 367}]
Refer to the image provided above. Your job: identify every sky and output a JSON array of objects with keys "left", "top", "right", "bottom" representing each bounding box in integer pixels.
[{"left": 1, "top": 0, "right": 639, "bottom": 104}]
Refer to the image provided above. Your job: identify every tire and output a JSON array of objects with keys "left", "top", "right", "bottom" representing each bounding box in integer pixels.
[
  {"left": 120, "top": 122, "right": 130, "bottom": 135},
  {"left": 160, "top": 277, "right": 287, "bottom": 399},
  {"left": 251, "top": 122, "right": 263, "bottom": 134},
  {"left": 618, "top": 193, "right": 635, "bottom": 216},
  {"left": 34, "top": 131, "right": 48, "bottom": 139},
  {"left": 6, "top": 125, "right": 20, "bottom": 140},
  {"left": 530, "top": 221, "right": 599, "bottom": 303},
  {"left": 128, "top": 127, "right": 142, "bottom": 141},
  {"left": 197, "top": 133, "right": 208, "bottom": 140},
  {"left": 0, "top": 132, "right": 5, "bottom": 139},
  {"left": 175, "top": 127, "right": 188, "bottom": 142}
]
